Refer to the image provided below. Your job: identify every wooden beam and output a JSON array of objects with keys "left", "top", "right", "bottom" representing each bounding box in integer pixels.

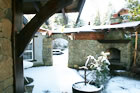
[
  {"left": 135, "top": 24, "right": 140, "bottom": 32},
  {"left": 24, "top": 0, "right": 49, "bottom": 2},
  {"left": 17, "top": 0, "right": 72, "bottom": 57},
  {"left": 98, "top": 40, "right": 131, "bottom": 43},
  {"left": 62, "top": 8, "right": 68, "bottom": 25},
  {"left": 33, "top": 2, "right": 40, "bottom": 12},
  {"left": 76, "top": 0, "right": 86, "bottom": 24},
  {"left": 12, "top": 0, "right": 24, "bottom": 93},
  {"left": 133, "top": 31, "right": 138, "bottom": 67}
]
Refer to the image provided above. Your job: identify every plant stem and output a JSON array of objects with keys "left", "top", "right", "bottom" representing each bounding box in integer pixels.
[{"left": 84, "top": 69, "right": 87, "bottom": 85}]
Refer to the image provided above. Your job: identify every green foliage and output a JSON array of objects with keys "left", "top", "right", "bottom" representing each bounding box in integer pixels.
[
  {"left": 41, "top": 23, "right": 52, "bottom": 30},
  {"left": 93, "top": 11, "right": 101, "bottom": 26},
  {"left": 131, "top": 35, "right": 140, "bottom": 49},
  {"left": 53, "top": 13, "right": 84, "bottom": 28},
  {"left": 82, "top": 52, "right": 110, "bottom": 87},
  {"left": 126, "top": 0, "right": 140, "bottom": 50},
  {"left": 54, "top": 14, "right": 65, "bottom": 26},
  {"left": 74, "top": 19, "right": 85, "bottom": 28},
  {"left": 90, "top": 57, "right": 110, "bottom": 87},
  {"left": 126, "top": 0, "right": 140, "bottom": 21}
]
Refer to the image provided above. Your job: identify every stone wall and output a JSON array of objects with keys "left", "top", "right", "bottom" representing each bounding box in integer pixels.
[
  {"left": 68, "top": 40, "right": 132, "bottom": 70},
  {"left": 68, "top": 40, "right": 102, "bottom": 68},
  {"left": 104, "top": 30, "right": 125, "bottom": 40},
  {"left": 42, "top": 32, "right": 132, "bottom": 69},
  {"left": 0, "top": 0, "right": 14, "bottom": 93}
]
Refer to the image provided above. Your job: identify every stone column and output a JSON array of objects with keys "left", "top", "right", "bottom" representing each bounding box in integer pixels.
[
  {"left": 43, "top": 37, "right": 53, "bottom": 66},
  {"left": 0, "top": 0, "right": 14, "bottom": 93}
]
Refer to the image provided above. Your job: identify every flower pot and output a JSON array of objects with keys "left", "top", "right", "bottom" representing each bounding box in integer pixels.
[
  {"left": 25, "top": 85, "right": 34, "bottom": 93},
  {"left": 72, "top": 81, "right": 103, "bottom": 93}
]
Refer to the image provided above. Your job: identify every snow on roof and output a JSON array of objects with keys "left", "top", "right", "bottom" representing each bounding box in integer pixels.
[
  {"left": 52, "top": 26, "right": 98, "bottom": 34},
  {"left": 91, "top": 21, "right": 140, "bottom": 30},
  {"left": 39, "top": 21, "right": 140, "bottom": 34}
]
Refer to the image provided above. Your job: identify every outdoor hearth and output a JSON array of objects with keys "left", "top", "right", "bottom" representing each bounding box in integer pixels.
[
  {"left": 106, "top": 48, "right": 120, "bottom": 63},
  {"left": 69, "top": 39, "right": 132, "bottom": 70},
  {"left": 101, "top": 40, "right": 132, "bottom": 70}
]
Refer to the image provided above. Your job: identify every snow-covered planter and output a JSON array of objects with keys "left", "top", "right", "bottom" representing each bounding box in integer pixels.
[
  {"left": 72, "top": 81, "right": 103, "bottom": 93},
  {"left": 72, "top": 52, "right": 110, "bottom": 93}
]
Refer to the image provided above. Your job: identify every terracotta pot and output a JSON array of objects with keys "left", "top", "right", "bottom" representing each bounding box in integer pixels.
[{"left": 72, "top": 81, "right": 103, "bottom": 93}]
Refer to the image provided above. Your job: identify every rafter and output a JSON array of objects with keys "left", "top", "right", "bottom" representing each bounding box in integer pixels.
[
  {"left": 17, "top": 0, "right": 72, "bottom": 57},
  {"left": 76, "top": 0, "right": 86, "bottom": 24}
]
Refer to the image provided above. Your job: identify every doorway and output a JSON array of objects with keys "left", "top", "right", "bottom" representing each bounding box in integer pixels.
[{"left": 52, "top": 38, "right": 68, "bottom": 67}]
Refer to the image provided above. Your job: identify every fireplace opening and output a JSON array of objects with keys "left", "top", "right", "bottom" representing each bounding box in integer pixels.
[{"left": 106, "top": 48, "right": 120, "bottom": 63}]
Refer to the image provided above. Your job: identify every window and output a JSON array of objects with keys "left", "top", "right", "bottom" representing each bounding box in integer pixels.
[{"left": 23, "top": 40, "right": 33, "bottom": 60}]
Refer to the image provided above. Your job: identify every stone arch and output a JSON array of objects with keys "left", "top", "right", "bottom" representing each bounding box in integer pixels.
[
  {"left": 51, "top": 33, "right": 70, "bottom": 41},
  {"left": 43, "top": 33, "right": 70, "bottom": 66}
]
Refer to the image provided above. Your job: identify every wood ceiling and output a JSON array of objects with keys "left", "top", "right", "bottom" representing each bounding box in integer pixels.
[{"left": 23, "top": 0, "right": 83, "bottom": 14}]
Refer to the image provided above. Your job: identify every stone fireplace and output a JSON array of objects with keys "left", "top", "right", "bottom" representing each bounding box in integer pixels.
[
  {"left": 100, "top": 40, "right": 132, "bottom": 70},
  {"left": 69, "top": 40, "right": 132, "bottom": 70}
]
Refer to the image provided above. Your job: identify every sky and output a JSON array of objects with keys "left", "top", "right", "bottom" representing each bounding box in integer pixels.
[
  {"left": 80, "top": 0, "right": 127, "bottom": 24},
  {"left": 24, "top": 0, "right": 136, "bottom": 28}
]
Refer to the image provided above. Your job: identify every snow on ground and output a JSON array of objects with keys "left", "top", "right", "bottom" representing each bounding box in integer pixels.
[
  {"left": 24, "top": 49, "right": 140, "bottom": 93},
  {"left": 105, "top": 76, "right": 140, "bottom": 93},
  {"left": 52, "top": 49, "right": 68, "bottom": 67},
  {"left": 24, "top": 66, "right": 83, "bottom": 93},
  {"left": 24, "top": 49, "right": 83, "bottom": 93}
]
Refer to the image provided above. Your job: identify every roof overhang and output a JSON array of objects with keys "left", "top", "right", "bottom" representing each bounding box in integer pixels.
[
  {"left": 51, "top": 21, "right": 140, "bottom": 34},
  {"left": 23, "top": 0, "right": 84, "bottom": 14},
  {"left": 91, "top": 21, "right": 140, "bottom": 32}
]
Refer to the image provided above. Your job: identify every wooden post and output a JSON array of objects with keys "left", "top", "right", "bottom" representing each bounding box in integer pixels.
[
  {"left": 133, "top": 31, "right": 138, "bottom": 67},
  {"left": 12, "top": 0, "right": 24, "bottom": 93}
]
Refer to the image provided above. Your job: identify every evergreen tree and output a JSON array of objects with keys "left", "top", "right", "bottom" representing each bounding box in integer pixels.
[
  {"left": 126, "top": 0, "right": 140, "bottom": 21},
  {"left": 93, "top": 10, "right": 101, "bottom": 26}
]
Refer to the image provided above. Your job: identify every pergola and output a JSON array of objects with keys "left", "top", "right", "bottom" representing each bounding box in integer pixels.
[{"left": 13, "top": 0, "right": 85, "bottom": 92}]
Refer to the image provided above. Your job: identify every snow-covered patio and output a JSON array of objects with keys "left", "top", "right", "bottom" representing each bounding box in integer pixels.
[
  {"left": 24, "top": 66, "right": 84, "bottom": 93},
  {"left": 24, "top": 49, "right": 140, "bottom": 93}
]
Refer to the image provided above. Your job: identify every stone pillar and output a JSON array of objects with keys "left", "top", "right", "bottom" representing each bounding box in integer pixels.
[
  {"left": 43, "top": 37, "right": 53, "bottom": 66},
  {"left": 0, "top": 0, "right": 14, "bottom": 93}
]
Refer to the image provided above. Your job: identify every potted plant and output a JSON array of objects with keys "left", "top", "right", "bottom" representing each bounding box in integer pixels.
[{"left": 72, "top": 51, "right": 110, "bottom": 93}]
